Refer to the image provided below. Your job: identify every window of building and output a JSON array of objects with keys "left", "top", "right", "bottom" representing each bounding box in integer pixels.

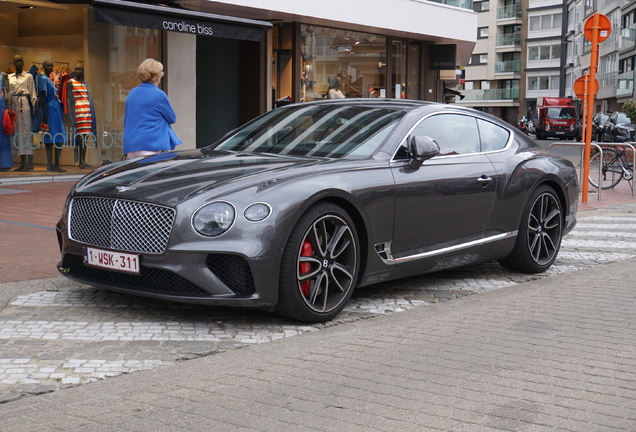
[
  {"left": 0, "top": 6, "right": 162, "bottom": 165},
  {"left": 539, "top": 76, "right": 550, "bottom": 90},
  {"left": 470, "top": 53, "right": 488, "bottom": 65},
  {"left": 529, "top": 46, "right": 539, "bottom": 61},
  {"left": 300, "top": 25, "right": 387, "bottom": 101},
  {"left": 551, "top": 44, "right": 561, "bottom": 59},
  {"left": 478, "top": 27, "right": 489, "bottom": 38},
  {"left": 553, "top": 13, "right": 562, "bottom": 29},
  {"left": 474, "top": 1, "right": 490, "bottom": 12},
  {"left": 541, "top": 15, "right": 552, "bottom": 30},
  {"left": 528, "top": 76, "right": 539, "bottom": 90},
  {"left": 530, "top": 16, "right": 540, "bottom": 31},
  {"left": 540, "top": 46, "right": 550, "bottom": 60},
  {"left": 550, "top": 75, "right": 560, "bottom": 89}
]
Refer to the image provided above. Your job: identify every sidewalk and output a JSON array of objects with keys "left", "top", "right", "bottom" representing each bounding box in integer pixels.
[
  {"left": 1, "top": 172, "right": 634, "bottom": 285},
  {"left": 1, "top": 255, "right": 635, "bottom": 431}
]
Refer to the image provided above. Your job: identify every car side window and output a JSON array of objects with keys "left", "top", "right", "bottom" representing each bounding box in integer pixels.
[
  {"left": 409, "top": 114, "right": 480, "bottom": 156},
  {"left": 477, "top": 119, "right": 510, "bottom": 152}
]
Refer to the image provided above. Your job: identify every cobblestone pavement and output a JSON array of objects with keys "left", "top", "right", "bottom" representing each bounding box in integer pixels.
[{"left": 1, "top": 207, "right": 636, "bottom": 403}]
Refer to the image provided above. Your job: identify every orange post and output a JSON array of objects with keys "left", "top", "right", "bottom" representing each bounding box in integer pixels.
[{"left": 581, "top": 13, "right": 611, "bottom": 203}]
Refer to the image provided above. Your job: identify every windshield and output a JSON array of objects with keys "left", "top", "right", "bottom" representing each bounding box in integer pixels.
[
  {"left": 212, "top": 104, "right": 406, "bottom": 159},
  {"left": 546, "top": 107, "right": 576, "bottom": 120},
  {"left": 618, "top": 113, "right": 631, "bottom": 124}
]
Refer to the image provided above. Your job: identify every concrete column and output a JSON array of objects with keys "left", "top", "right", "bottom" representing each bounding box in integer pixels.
[{"left": 166, "top": 32, "right": 196, "bottom": 150}]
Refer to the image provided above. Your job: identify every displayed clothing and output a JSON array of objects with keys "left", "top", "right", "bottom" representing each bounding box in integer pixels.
[
  {"left": 8, "top": 70, "right": 37, "bottom": 156},
  {"left": 40, "top": 73, "right": 66, "bottom": 144},
  {"left": 69, "top": 78, "right": 94, "bottom": 135},
  {"left": 328, "top": 88, "right": 345, "bottom": 99},
  {"left": 123, "top": 82, "right": 182, "bottom": 155},
  {"left": 0, "top": 73, "right": 13, "bottom": 169}
]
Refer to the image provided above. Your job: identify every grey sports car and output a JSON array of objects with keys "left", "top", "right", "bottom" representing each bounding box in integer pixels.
[{"left": 56, "top": 99, "right": 579, "bottom": 323}]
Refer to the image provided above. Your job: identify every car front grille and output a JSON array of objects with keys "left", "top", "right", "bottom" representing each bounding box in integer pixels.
[
  {"left": 206, "top": 254, "right": 256, "bottom": 296},
  {"left": 69, "top": 197, "right": 175, "bottom": 254},
  {"left": 62, "top": 254, "right": 211, "bottom": 297}
]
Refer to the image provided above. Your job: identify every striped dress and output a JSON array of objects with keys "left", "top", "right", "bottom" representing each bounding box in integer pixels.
[{"left": 70, "top": 79, "right": 93, "bottom": 134}]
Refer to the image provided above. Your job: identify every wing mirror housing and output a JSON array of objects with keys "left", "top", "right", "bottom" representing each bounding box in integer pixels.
[{"left": 409, "top": 136, "right": 440, "bottom": 170}]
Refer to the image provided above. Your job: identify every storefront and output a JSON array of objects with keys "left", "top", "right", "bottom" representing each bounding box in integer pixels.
[
  {"left": 0, "top": 0, "right": 271, "bottom": 171},
  {"left": 0, "top": 0, "right": 476, "bottom": 175}
]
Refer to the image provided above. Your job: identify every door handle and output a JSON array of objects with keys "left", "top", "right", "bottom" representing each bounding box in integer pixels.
[{"left": 476, "top": 175, "right": 493, "bottom": 186}]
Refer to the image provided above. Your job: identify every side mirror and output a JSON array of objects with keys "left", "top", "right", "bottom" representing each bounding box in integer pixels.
[{"left": 409, "top": 136, "right": 440, "bottom": 170}]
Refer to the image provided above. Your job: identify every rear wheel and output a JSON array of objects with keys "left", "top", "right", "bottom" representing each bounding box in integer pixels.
[
  {"left": 276, "top": 203, "right": 359, "bottom": 323},
  {"left": 588, "top": 148, "right": 623, "bottom": 190},
  {"left": 499, "top": 186, "right": 563, "bottom": 273}
]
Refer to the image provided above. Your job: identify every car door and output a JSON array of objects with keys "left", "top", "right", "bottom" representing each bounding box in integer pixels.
[
  {"left": 603, "top": 112, "right": 617, "bottom": 142},
  {"left": 390, "top": 112, "right": 498, "bottom": 265}
]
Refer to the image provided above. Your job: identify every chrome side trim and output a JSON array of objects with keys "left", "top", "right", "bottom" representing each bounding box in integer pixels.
[{"left": 375, "top": 231, "right": 518, "bottom": 265}]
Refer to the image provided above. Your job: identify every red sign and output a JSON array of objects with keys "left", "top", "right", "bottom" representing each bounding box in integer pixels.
[
  {"left": 573, "top": 75, "right": 599, "bottom": 99},
  {"left": 584, "top": 14, "right": 612, "bottom": 43}
]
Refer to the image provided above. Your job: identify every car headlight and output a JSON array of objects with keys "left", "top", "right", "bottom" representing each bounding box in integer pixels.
[
  {"left": 192, "top": 202, "right": 236, "bottom": 236},
  {"left": 244, "top": 203, "right": 272, "bottom": 222},
  {"left": 617, "top": 127, "right": 627, "bottom": 134}
]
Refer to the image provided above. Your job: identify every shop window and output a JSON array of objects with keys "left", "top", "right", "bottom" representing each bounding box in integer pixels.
[
  {"left": 300, "top": 25, "right": 387, "bottom": 102},
  {"left": 0, "top": 6, "right": 160, "bottom": 167}
]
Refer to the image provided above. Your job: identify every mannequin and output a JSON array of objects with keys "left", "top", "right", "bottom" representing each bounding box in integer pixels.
[
  {"left": 39, "top": 60, "right": 66, "bottom": 172},
  {"left": 8, "top": 55, "right": 37, "bottom": 172},
  {"left": 66, "top": 63, "right": 95, "bottom": 168},
  {"left": 0, "top": 72, "right": 13, "bottom": 171}
]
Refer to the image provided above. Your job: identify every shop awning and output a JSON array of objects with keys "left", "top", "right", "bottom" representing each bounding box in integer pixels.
[{"left": 92, "top": 0, "right": 272, "bottom": 42}]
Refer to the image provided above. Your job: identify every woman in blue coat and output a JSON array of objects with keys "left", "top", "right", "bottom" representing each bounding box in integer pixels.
[{"left": 123, "top": 58, "right": 181, "bottom": 159}]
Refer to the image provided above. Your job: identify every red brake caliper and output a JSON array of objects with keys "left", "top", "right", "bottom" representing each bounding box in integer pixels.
[{"left": 299, "top": 239, "right": 314, "bottom": 296}]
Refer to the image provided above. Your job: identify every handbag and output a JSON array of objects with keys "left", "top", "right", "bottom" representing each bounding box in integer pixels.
[{"left": 2, "top": 109, "right": 16, "bottom": 135}]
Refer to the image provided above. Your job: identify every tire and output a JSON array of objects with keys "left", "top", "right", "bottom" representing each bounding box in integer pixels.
[
  {"left": 275, "top": 202, "right": 360, "bottom": 323},
  {"left": 588, "top": 148, "right": 624, "bottom": 190},
  {"left": 499, "top": 186, "right": 563, "bottom": 273}
]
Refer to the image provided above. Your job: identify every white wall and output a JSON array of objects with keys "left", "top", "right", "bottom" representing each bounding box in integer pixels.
[{"left": 166, "top": 32, "right": 197, "bottom": 150}]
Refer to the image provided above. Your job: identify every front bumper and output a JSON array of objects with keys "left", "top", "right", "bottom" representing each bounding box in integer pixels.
[{"left": 57, "top": 225, "right": 281, "bottom": 309}]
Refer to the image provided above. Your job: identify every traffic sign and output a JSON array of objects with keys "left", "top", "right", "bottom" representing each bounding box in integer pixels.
[
  {"left": 584, "top": 13, "right": 612, "bottom": 43},
  {"left": 573, "top": 75, "right": 599, "bottom": 99}
]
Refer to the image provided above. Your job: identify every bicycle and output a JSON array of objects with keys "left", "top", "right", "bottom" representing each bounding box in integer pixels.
[{"left": 588, "top": 145, "right": 634, "bottom": 190}]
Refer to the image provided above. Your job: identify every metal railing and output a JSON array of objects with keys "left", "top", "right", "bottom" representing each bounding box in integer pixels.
[{"left": 547, "top": 142, "right": 636, "bottom": 201}]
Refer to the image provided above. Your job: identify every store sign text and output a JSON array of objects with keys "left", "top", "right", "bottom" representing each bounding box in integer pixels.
[{"left": 162, "top": 20, "right": 214, "bottom": 36}]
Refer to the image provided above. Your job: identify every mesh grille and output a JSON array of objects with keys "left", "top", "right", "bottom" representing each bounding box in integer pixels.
[
  {"left": 206, "top": 254, "right": 256, "bottom": 296},
  {"left": 62, "top": 254, "right": 211, "bottom": 296},
  {"left": 69, "top": 197, "right": 175, "bottom": 254}
]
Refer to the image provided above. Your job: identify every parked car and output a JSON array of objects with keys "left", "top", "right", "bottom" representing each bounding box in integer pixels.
[
  {"left": 592, "top": 111, "right": 611, "bottom": 141},
  {"left": 56, "top": 99, "right": 579, "bottom": 323},
  {"left": 601, "top": 111, "right": 636, "bottom": 142}
]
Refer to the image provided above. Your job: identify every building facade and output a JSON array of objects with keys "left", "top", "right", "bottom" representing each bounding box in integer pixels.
[{"left": 0, "top": 0, "right": 478, "bottom": 171}]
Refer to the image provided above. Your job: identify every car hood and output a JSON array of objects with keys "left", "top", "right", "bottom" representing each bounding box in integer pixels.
[
  {"left": 615, "top": 122, "right": 635, "bottom": 130},
  {"left": 73, "top": 149, "right": 334, "bottom": 206}
]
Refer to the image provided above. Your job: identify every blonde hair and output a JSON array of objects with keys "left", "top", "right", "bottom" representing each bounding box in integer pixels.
[{"left": 137, "top": 58, "right": 164, "bottom": 83}]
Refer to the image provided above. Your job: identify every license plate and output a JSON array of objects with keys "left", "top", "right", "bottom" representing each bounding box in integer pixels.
[
  {"left": 83, "top": 247, "right": 140, "bottom": 274},
  {"left": 556, "top": 131, "right": 564, "bottom": 134}
]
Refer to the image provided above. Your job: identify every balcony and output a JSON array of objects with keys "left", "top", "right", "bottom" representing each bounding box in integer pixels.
[
  {"left": 620, "top": 24, "right": 636, "bottom": 51},
  {"left": 616, "top": 70, "right": 633, "bottom": 97},
  {"left": 496, "top": 33, "right": 521, "bottom": 47},
  {"left": 460, "top": 88, "right": 519, "bottom": 101},
  {"left": 495, "top": 60, "right": 520, "bottom": 73},
  {"left": 497, "top": 4, "right": 522, "bottom": 19}
]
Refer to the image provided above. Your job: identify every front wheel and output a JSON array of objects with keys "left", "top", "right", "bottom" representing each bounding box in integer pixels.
[
  {"left": 588, "top": 148, "right": 623, "bottom": 190},
  {"left": 276, "top": 203, "right": 360, "bottom": 323},
  {"left": 499, "top": 186, "right": 563, "bottom": 273}
]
